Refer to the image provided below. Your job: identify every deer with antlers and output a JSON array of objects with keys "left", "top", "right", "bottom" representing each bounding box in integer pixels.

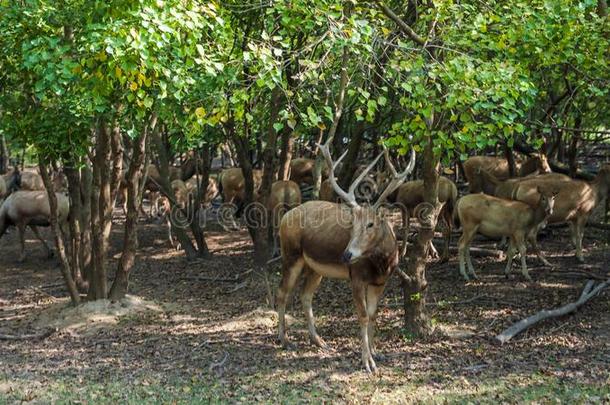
[{"left": 276, "top": 140, "right": 415, "bottom": 373}]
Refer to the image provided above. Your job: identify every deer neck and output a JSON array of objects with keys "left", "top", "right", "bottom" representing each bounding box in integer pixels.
[{"left": 530, "top": 199, "right": 549, "bottom": 228}]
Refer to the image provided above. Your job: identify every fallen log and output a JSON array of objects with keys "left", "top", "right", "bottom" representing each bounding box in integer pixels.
[{"left": 495, "top": 279, "right": 610, "bottom": 344}]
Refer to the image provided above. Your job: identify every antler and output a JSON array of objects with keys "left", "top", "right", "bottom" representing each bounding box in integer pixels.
[
  {"left": 318, "top": 138, "right": 383, "bottom": 208},
  {"left": 373, "top": 145, "right": 416, "bottom": 209}
]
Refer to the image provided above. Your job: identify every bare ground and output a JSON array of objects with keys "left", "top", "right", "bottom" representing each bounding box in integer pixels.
[{"left": 0, "top": 212, "right": 609, "bottom": 403}]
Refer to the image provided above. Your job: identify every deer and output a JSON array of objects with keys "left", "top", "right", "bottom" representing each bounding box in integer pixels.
[
  {"left": 267, "top": 180, "right": 301, "bottom": 257},
  {"left": 472, "top": 168, "right": 570, "bottom": 199},
  {"left": 119, "top": 155, "right": 201, "bottom": 217},
  {"left": 510, "top": 164, "right": 610, "bottom": 263},
  {"left": 185, "top": 175, "right": 219, "bottom": 207},
  {"left": 0, "top": 167, "right": 21, "bottom": 201},
  {"left": 289, "top": 158, "right": 329, "bottom": 186},
  {"left": 0, "top": 190, "right": 70, "bottom": 262},
  {"left": 276, "top": 140, "right": 415, "bottom": 373},
  {"left": 217, "top": 167, "right": 263, "bottom": 230},
  {"left": 463, "top": 154, "right": 551, "bottom": 193},
  {"left": 388, "top": 176, "right": 458, "bottom": 260},
  {"left": 454, "top": 187, "right": 557, "bottom": 281}
]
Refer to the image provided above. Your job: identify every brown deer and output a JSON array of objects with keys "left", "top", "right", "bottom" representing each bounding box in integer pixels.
[
  {"left": 389, "top": 176, "right": 458, "bottom": 260},
  {"left": 277, "top": 141, "right": 415, "bottom": 373},
  {"left": 511, "top": 164, "right": 610, "bottom": 263},
  {"left": 289, "top": 158, "right": 329, "bottom": 186},
  {"left": 463, "top": 154, "right": 551, "bottom": 192},
  {"left": 0, "top": 167, "right": 21, "bottom": 201},
  {"left": 473, "top": 168, "right": 569, "bottom": 199},
  {"left": 267, "top": 180, "right": 301, "bottom": 256},
  {"left": 217, "top": 167, "right": 263, "bottom": 230},
  {"left": 0, "top": 190, "right": 70, "bottom": 262},
  {"left": 455, "top": 188, "right": 556, "bottom": 281}
]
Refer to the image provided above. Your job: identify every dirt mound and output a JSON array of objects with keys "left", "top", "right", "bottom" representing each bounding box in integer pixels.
[
  {"left": 34, "top": 295, "right": 163, "bottom": 336},
  {"left": 216, "top": 307, "right": 295, "bottom": 332}
]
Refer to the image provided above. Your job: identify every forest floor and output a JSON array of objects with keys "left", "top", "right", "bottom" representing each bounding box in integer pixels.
[{"left": 1, "top": 209, "right": 609, "bottom": 404}]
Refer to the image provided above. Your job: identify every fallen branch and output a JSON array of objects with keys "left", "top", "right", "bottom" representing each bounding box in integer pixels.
[
  {"left": 495, "top": 279, "right": 610, "bottom": 344},
  {"left": 0, "top": 328, "right": 56, "bottom": 341},
  {"left": 449, "top": 246, "right": 504, "bottom": 258}
]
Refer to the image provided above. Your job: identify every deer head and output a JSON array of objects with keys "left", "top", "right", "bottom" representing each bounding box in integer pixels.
[{"left": 319, "top": 139, "right": 415, "bottom": 263}]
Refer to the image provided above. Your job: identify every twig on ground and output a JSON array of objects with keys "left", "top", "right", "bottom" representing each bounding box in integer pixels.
[{"left": 495, "top": 279, "right": 609, "bottom": 344}]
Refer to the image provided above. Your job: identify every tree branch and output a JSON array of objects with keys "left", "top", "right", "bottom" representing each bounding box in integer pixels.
[{"left": 376, "top": 2, "right": 426, "bottom": 46}]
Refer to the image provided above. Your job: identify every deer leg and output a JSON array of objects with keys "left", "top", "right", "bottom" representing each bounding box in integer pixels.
[
  {"left": 277, "top": 257, "right": 304, "bottom": 348},
  {"left": 574, "top": 217, "right": 587, "bottom": 263},
  {"left": 528, "top": 229, "right": 552, "bottom": 267},
  {"left": 30, "top": 225, "right": 53, "bottom": 258},
  {"left": 366, "top": 284, "right": 385, "bottom": 360},
  {"left": 517, "top": 236, "right": 532, "bottom": 281},
  {"left": 465, "top": 240, "right": 478, "bottom": 279},
  {"left": 17, "top": 222, "right": 26, "bottom": 263},
  {"left": 351, "top": 278, "right": 376, "bottom": 373},
  {"left": 504, "top": 241, "right": 515, "bottom": 278},
  {"left": 458, "top": 231, "right": 471, "bottom": 281},
  {"left": 400, "top": 208, "right": 410, "bottom": 258},
  {"left": 301, "top": 268, "right": 325, "bottom": 348},
  {"left": 441, "top": 211, "right": 451, "bottom": 263},
  {"left": 427, "top": 240, "right": 440, "bottom": 260}
]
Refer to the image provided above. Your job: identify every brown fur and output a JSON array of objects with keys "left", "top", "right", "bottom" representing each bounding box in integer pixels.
[
  {"left": 475, "top": 169, "right": 570, "bottom": 199},
  {"left": 277, "top": 202, "right": 399, "bottom": 372},
  {"left": 455, "top": 189, "right": 556, "bottom": 281},
  {"left": 276, "top": 144, "right": 414, "bottom": 373},
  {"left": 511, "top": 164, "right": 610, "bottom": 262},
  {"left": 0, "top": 190, "right": 69, "bottom": 261},
  {"left": 392, "top": 176, "right": 458, "bottom": 260},
  {"left": 289, "top": 158, "right": 329, "bottom": 186},
  {"left": 463, "top": 154, "right": 551, "bottom": 192},
  {"left": 267, "top": 180, "right": 301, "bottom": 255}
]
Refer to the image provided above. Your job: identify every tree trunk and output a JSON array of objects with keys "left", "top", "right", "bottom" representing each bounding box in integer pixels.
[
  {"left": 64, "top": 164, "right": 87, "bottom": 291},
  {"left": 188, "top": 147, "right": 211, "bottom": 258},
  {"left": 109, "top": 115, "right": 155, "bottom": 300},
  {"left": 278, "top": 127, "right": 293, "bottom": 181},
  {"left": 503, "top": 143, "right": 516, "bottom": 177},
  {"left": 39, "top": 162, "right": 80, "bottom": 305},
  {"left": 403, "top": 133, "right": 438, "bottom": 336},
  {"left": 0, "top": 134, "right": 9, "bottom": 174},
  {"left": 151, "top": 124, "right": 199, "bottom": 260},
  {"left": 568, "top": 115, "right": 581, "bottom": 178},
  {"left": 89, "top": 121, "right": 111, "bottom": 300},
  {"left": 80, "top": 164, "right": 93, "bottom": 281}
]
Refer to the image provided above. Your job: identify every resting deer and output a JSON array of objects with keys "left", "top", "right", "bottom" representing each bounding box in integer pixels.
[
  {"left": 511, "top": 164, "right": 610, "bottom": 263},
  {"left": 463, "top": 154, "right": 551, "bottom": 193},
  {"left": 267, "top": 180, "right": 301, "bottom": 257},
  {"left": 455, "top": 188, "right": 557, "bottom": 281},
  {"left": 388, "top": 176, "right": 458, "bottom": 260},
  {"left": 0, "top": 190, "right": 69, "bottom": 262},
  {"left": 277, "top": 141, "right": 415, "bottom": 373}
]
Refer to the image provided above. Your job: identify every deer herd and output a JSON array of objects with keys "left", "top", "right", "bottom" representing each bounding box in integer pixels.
[{"left": 0, "top": 144, "right": 608, "bottom": 373}]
